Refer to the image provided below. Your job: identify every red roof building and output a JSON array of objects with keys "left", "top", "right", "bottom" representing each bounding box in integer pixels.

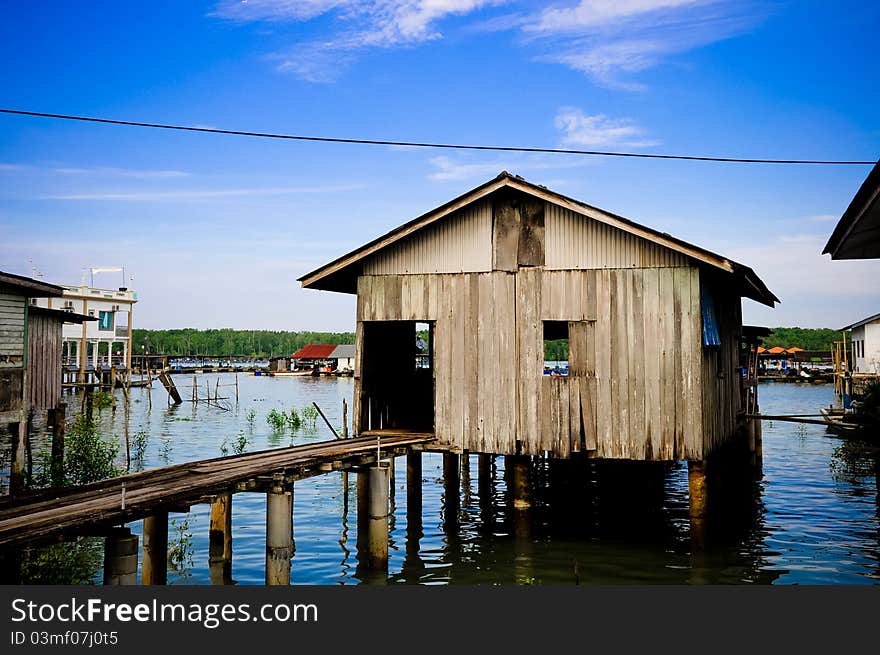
[{"left": 291, "top": 344, "right": 337, "bottom": 360}]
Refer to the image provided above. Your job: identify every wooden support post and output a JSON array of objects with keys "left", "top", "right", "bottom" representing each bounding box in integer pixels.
[
  {"left": 406, "top": 450, "right": 422, "bottom": 529},
  {"left": 103, "top": 528, "right": 138, "bottom": 585},
  {"left": 85, "top": 388, "right": 94, "bottom": 422},
  {"left": 341, "top": 399, "right": 348, "bottom": 439},
  {"left": 142, "top": 512, "right": 168, "bottom": 585},
  {"left": 193, "top": 375, "right": 197, "bottom": 402},
  {"left": 443, "top": 452, "right": 460, "bottom": 528},
  {"left": 215, "top": 378, "right": 219, "bottom": 401},
  {"left": 50, "top": 402, "right": 67, "bottom": 486},
  {"left": 478, "top": 453, "right": 493, "bottom": 507},
  {"left": 509, "top": 455, "right": 532, "bottom": 510},
  {"left": 25, "top": 409, "right": 34, "bottom": 485},
  {"left": 688, "top": 460, "right": 709, "bottom": 549},
  {"left": 235, "top": 373, "right": 239, "bottom": 403},
  {"left": 209, "top": 494, "right": 233, "bottom": 584},
  {"left": 9, "top": 421, "right": 27, "bottom": 497},
  {"left": 265, "top": 482, "right": 293, "bottom": 585}
]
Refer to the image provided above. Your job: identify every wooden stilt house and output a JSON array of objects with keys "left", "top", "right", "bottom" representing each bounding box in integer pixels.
[{"left": 299, "top": 173, "right": 777, "bottom": 461}]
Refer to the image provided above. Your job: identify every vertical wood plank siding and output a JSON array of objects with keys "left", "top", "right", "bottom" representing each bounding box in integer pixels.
[
  {"left": 351, "top": 200, "right": 742, "bottom": 461},
  {"left": 356, "top": 266, "right": 707, "bottom": 460},
  {"left": 0, "top": 292, "right": 26, "bottom": 364},
  {"left": 545, "top": 204, "right": 689, "bottom": 270},
  {"left": 363, "top": 201, "right": 492, "bottom": 275},
  {"left": 26, "top": 312, "right": 62, "bottom": 410},
  {"left": 699, "top": 272, "right": 743, "bottom": 456}
]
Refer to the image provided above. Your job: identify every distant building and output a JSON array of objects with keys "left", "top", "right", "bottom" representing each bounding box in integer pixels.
[
  {"left": 824, "top": 160, "right": 880, "bottom": 259},
  {"left": 842, "top": 312, "right": 880, "bottom": 374},
  {"left": 291, "top": 344, "right": 337, "bottom": 370},
  {"left": 32, "top": 283, "right": 137, "bottom": 381},
  {"left": 268, "top": 355, "right": 291, "bottom": 373},
  {"left": 329, "top": 345, "right": 355, "bottom": 372}
]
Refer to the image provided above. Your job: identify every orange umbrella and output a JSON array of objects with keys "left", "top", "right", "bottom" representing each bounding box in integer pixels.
[
  {"left": 786, "top": 347, "right": 804, "bottom": 353},
  {"left": 767, "top": 346, "right": 786, "bottom": 354},
  {"left": 756, "top": 346, "right": 767, "bottom": 353}
]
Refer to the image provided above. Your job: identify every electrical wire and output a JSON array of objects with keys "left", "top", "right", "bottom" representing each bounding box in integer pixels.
[{"left": 0, "top": 108, "right": 875, "bottom": 165}]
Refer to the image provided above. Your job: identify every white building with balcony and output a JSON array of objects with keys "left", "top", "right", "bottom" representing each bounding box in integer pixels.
[{"left": 32, "top": 284, "right": 137, "bottom": 378}]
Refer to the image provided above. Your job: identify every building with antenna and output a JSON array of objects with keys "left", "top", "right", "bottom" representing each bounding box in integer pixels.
[{"left": 31, "top": 268, "right": 137, "bottom": 383}]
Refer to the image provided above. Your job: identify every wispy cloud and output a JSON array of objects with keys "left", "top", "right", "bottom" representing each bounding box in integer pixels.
[
  {"left": 523, "top": 1, "right": 763, "bottom": 89},
  {"left": 427, "top": 152, "right": 598, "bottom": 181},
  {"left": 555, "top": 107, "right": 658, "bottom": 148},
  {"left": 804, "top": 214, "right": 839, "bottom": 223},
  {"left": 0, "top": 162, "right": 192, "bottom": 178},
  {"left": 36, "top": 184, "right": 365, "bottom": 201},
  {"left": 213, "top": 0, "right": 507, "bottom": 81},
  {"left": 51, "top": 166, "right": 191, "bottom": 179}
]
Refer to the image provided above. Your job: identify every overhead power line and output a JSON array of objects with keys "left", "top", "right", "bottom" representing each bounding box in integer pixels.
[{"left": 0, "top": 108, "right": 875, "bottom": 166}]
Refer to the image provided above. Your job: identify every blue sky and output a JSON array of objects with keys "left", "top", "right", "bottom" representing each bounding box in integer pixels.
[{"left": 1, "top": 0, "right": 878, "bottom": 331}]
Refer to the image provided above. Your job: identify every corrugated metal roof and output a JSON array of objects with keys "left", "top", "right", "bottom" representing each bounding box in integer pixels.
[
  {"left": 298, "top": 172, "right": 778, "bottom": 307},
  {"left": 329, "top": 344, "right": 355, "bottom": 359},
  {"left": 291, "top": 344, "right": 337, "bottom": 359}
]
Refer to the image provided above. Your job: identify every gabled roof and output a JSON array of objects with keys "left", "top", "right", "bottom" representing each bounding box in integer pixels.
[
  {"left": 824, "top": 160, "right": 880, "bottom": 260},
  {"left": 841, "top": 311, "right": 880, "bottom": 331},
  {"left": 298, "top": 172, "right": 778, "bottom": 306},
  {"left": 0, "top": 270, "right": 63, "bottom": 298},
  {"left": 329, "top": 344, "right": 355, "bottom": 359},
  {"left": 291, "top": 344, "right": 337, "bottom": 359}
]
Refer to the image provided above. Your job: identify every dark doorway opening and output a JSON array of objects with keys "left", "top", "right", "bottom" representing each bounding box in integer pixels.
[{"left": 360, "top": 320, "right": 434, "bottom": 433}]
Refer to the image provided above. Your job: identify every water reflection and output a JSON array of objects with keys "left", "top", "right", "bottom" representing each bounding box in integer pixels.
[{"left": 6, "top": 377, "right": 880, "bottom": 584}]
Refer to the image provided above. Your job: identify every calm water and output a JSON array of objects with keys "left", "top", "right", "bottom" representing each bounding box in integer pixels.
[{"left": 11, "top": 376, "right": 880, "bottom": 584}]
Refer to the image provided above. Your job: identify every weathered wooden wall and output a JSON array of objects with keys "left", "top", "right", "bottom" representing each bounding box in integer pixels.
[
  {"left": 352, "top": 194, "right": 743, "bottom": 461},
  {"left": 26, "top": 311, "right": 62, "bottom": 411},
  {"left": 355, "top": 266, "right": 706, "bottom": 460},
  {"left": 0, "top": 290, "right": 26, "bottom": 417},
  {"left": 0, "top": 291, "right": 25, "bottom": 368},
  {"left": 700, "top": 272, "right": 742, "bottom": 456}
]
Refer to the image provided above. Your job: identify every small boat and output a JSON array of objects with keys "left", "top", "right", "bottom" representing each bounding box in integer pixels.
[{"left": 819, "top": 406, "right": 862, "bottom": 433}]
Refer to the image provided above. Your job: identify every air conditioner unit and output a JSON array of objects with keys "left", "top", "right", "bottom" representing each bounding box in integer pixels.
[
  {"left": 111, "top": 304, "right": 120, "bottom": 312},
  {"left": 64, "top": 301, "right": 74, "bottom": 309}
]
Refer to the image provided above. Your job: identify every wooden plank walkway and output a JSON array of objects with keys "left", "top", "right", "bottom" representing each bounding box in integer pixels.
[{"left": 0, "top": 433, "right": 433, "bottom": 549}]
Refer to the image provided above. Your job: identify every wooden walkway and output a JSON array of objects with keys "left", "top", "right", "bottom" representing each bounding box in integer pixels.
[{"left": 0, "top": 433, "right": 433, "bottom": 549}]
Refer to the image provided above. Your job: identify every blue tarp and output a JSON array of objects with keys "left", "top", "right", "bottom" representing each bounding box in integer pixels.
[{"left": 701, "top": 284, "right": 721, "bottom": 347}]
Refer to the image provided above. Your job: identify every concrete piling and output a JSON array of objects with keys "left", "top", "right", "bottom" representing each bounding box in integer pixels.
[
  {"left": 103, "top": 528, "right": 139, "bottom": 585},
  {"left": 367, "top": 464, "right": 390, "bottom": 570},
  {"left": 265, "top": 483, "right": 293, "bottom": 585}
]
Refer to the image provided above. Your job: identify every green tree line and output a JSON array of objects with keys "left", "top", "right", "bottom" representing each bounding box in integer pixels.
[
  {"left": 132, "top": 328, "right": 355, "bottom": 358},
  {"left": 758, "top": 327, "right": 847, "bottom": 352},
  {"left": 133, "top": 325, "right": 846, "bottom": 360}
]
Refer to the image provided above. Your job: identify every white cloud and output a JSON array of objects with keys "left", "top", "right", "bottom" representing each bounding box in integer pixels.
[
  {"left": 523, "top": 1, "right": 762, "bottom": 89},
  {"left": 428, "top": 157, "right": 509, "bottom": 181},
  {"left": 427, "top": 152, "right": 599, "bottom": 181},
  {"left": 731, "top": 234, "right": 880, "bottom": 327},
  {"left": 51, "top": 166, "right": 191, "bottom": 179},
  {"left": 36, "top": 184, "right": 365, "bottom": 201},
  {"left": 213, "top": 0, "right": 506, "bottom": 81},
  {"left": 804, "top": 214, "right": 839, "bottom": 223},
  {"left": 554, "top": 107, "right": 658, "bottom": 148},
  {"left": 529, "top": 0, "right": 705, "bottom": 32}
]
